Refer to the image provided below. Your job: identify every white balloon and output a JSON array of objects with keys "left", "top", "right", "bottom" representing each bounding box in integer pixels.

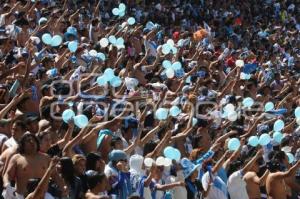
[
  {"left": 99, "top": 38, "right": 109, "bottom": 48},
  {"left": 167, "top": 39, "right": 175, "bottom": 46},
  {"left": 89, "top": 50, "right": 98, "bottom": 57},
  {"left": 165, "top": 68, "right": 175, "bottom": 78},
  {"left": 156, "top": 156, "right": 165, "bottom": 166},
  {"left": 228, "top": 111, "right": 238, "bottom": 121},
  {"left": 144, "top": 158, "right": 154, "bottom": 167},
  {"left": 224, "top": 103, "right": 235, "bottom": 112},
  {"left": 297, "top": 118, "right": 300, "bottom": 126},
  {"left": 235, "top": 60, "right": 245, "bottom": 67}
]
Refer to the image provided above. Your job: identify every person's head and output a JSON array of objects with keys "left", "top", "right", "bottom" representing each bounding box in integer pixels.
[
  {"left": 86, "top": 171, "right": 108, "bottom": 192},
  {"left": 26, "top": 116, "right": 39, "bottom": 134},
  {"left": 110, "top": 136, "right": 123, "bottom": 150},
  {"left": 72, "top": 154, "right": 86, "bottom": 176},
  {"left": 86, "top": 152, "right": 105, "bottom": 173},
  {"left": 152, "top": 165, "right": 164, "bottom": 180},
  {"left": 252, "top": 156, "right": 264, "bottom": 173},
  {"left": 59, "top": 157, "right": 75, "bottom": 184},
  {"left": 189, "top": 169, "right": 199, "bottom": 182},
  {"left": 11, "top": 120, "right": 26, "bottom": 141},
  {"left": 274, "top": 73, "right": 281, "bottom": 81},
  {"left": 109, "top": 150, "right": 128, "bottom": 168},
  {"left": 37, "top": 131, "right": 52, "bottom": 152},
  {"left": 18, "top": 133, "right": 40, "bottom": 155}
]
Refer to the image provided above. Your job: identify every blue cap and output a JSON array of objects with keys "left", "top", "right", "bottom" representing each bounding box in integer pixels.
[
  {"left": 181, "top": 158, "right": 200, "bottom": 179},
  {"left": 109, "top": 150, "right": 127, "bottom": 162},
  {"left": 64, "top": 27, "right": 78, "bottom": 40}
]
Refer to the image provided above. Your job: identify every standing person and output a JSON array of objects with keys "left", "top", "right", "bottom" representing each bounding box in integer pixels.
[
  {"left": 58, "top": 157, "right": 83, "bottom": 199},
  {"left": 2, "top": 120, "right": 26, "bottom": 152},
  {"left": 227, "top": 149, "right": 264, "bottom": 199},
  {"left": 3, "top": 133, "right": 50, "bottom": 199},
  {"left": 266, "top": 157, "right": 300, "bottom": 199},
  {"left": 85, "top": 171, "right": 109, "bottom": 199},
  {"left": 181, "top": 158, "right": 203, "bottom": 199},
  {"left": 104, "top": 150, "right": 131, "bottom": 199},
  {"left": 243, "top": 157, "right": 269, "bottom": 199}
]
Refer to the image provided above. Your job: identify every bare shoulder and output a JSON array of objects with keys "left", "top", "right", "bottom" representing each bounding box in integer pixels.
[
  {"left": 85, "top": 192, "right": 102, "bottom": 199},
  {"left": 0, "top": 147, "right": 16, "bottom": 160},
  {"left": 38, "top": 152, "right": 50, "bottom": 159},
  {"left": 243, "top": 171, "right": 256, "bottom": 179}
]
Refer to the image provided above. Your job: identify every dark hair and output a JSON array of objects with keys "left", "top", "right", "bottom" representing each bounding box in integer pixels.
[
  {"left": 86, "top": 171, "right": 106, "bottom": 190},
  {"left": 60, "top": 157, "right": 75, "bottom": 186},
  {"left": 13, "top": 120, "right": 26, "bottom": 130},
  {"left": 111, "top": 137, "right": 122, "bottom": 148},
  {"left": 18, "top": 134, "right": 40, "bottom": 154},
  {"left": 86, "top": 152, "right": 102, "bottom": 171},
  {"left": 143, "top": 141, "right": 157, "bottom": 157}
]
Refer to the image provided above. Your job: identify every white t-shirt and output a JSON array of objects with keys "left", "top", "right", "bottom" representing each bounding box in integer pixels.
[
  {"left": 172, "top": 170, "right": 187, "bottom": 199},
  {"left": 4, "top": 137, "right": 17, "bottom": 149},
  {"left": 144, "top": 40, "right": 157, "bottom": 57},
  {"left": 227, "top": 170, "right": 249, "bottom": 199},
  {"left": 202, "top": 172, "right": 228, "bottom": 199}
]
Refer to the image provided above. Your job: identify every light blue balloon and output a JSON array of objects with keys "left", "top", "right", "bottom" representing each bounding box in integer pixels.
[
  {"left": 286, "top": 153, "right": 295, "bottom": 164},
  {"left": 242, "top": 97, "right": 254, "bottom": 108},
  {"left": 108, "top": 35, "right": 117, "bottom": 44},
  {"left": 178, "top": 39, "right": 184, "bottom": 47},
  {"left": 273, "top": 132, "right": 283, "bottom": 143},
  {"left": 68, "top": 41, "right": 78, "bottom": 52},
  {"left": 170, "top": 106, "right": 181, "bottom": 117},
  {"left": 192, "top": 118, "right": 198, "bottom": 127},
  {"left": 104, "top": 68, "right": 115, "bottom": 81},
  {"left": 42, "top": 33, "right": 52, "bottom": 45},
  {"left": 127, "top": 17, "right": 136, "bottom": 25},
  {"left": 119, "top": 3, "right": 126, "bottom": 12},
  {"left": 186, "top": 76, "right": 191, "bottom": 84},
  {"left": 96, "top": 53, "right": 106, "bottom": 61},
  {"left": 164, "top": 146, "right": 175, "bottom": 159},
  {"left": 96, "top": 76, "right": 108, "bottom": 86},
  {"left": 162, "top": 60, "right": 172, "bottom": 69},
  {"left": 110, "top": 76, "right": 122, "bottom": 87},
  {"left": 165, "top": 68, "right": 175, "bottom": 78},
  {"left": 228, "top": 138, "right": 240, "bottom": 151},
  {"left": 248, "top": 136, "right": 259, "bottom": 147},
  {"left": 265, "top": 102, "right": 274, "bottom": 112},
  {"left": 74, "top": 115, "right": 89, "bottom": 128},
  {"left": 62, "top": 109, "right": 75, "bottom": 123},
  {"left": 171, "top": 46, "right": 178, "bottom": 54},
  {"left": 112, "top": 8, "right": 120, "bottom": 16},
  {"left": 51, "top": 35, "right": 63, "bottom": 47},
  {"left": 116, "top": 37, "right": 124, "bottom": 46},
  {"left": 273, "top": 119, "right": 285, "bottom": 132},
  {"left": 295, "top": 107, "right": 300, "bottom": 118},
  {"left": 155, "top": 108, "right": 169, "bottom": 120},
  {"left": 118, "top": 11, "right": 125, "bottom": 17},
  {"left": 162, "top": 44, "right": 171, "bottom": 55},
  {"left": 259, "top": 133, "right": 271, "bottom": 146},
  {"left": 173, "top": 149, "right": 181, "bottom": 161},
  {"left": 146, "top": 21, "right": 155, "bottom": 30},
  {"left": 172, "top": 62, "right": 182, "bottom": 70}
]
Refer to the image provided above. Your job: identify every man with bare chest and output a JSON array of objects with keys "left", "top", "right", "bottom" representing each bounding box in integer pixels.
[
  {"left": 243, "top": 157, "right": 269, "bottom": 199},
  {"left": 266, "top": 157, "right": 300, "bottom": 199},
  {"left": 2, "top": 133, "right": 50, "bottom": 199}
]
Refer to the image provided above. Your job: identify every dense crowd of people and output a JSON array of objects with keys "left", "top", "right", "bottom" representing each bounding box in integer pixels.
[{"left": 0, "top": 0, "right": 299, "bottom": 199}]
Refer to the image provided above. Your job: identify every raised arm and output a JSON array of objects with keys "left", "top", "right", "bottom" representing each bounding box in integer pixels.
[
  {"left": 273, "top": 160, "right": 300, "bottom": 180},
  {"left": 241, "top": 149, "right": 263, "bottom": 174},
  {"left": 211, "top": 150, "right": 229, "bottom": 174}
]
